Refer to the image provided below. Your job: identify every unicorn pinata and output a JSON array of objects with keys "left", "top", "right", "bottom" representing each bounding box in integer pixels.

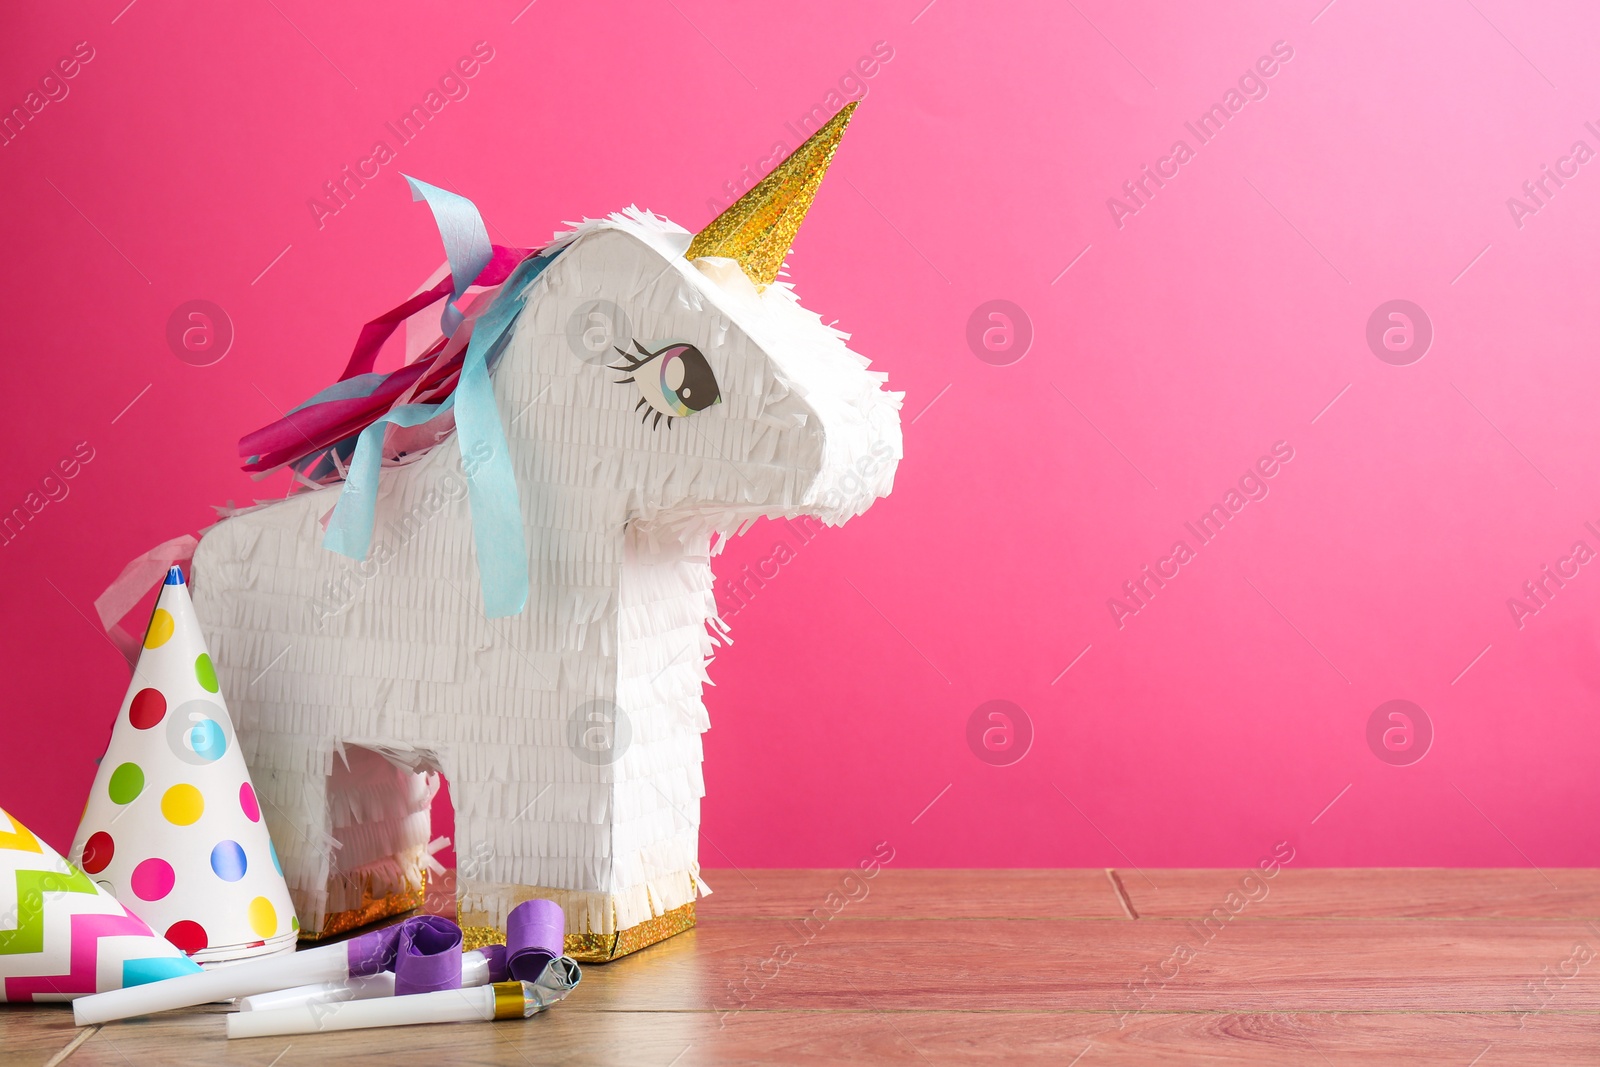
[{"left": 189, "top": 103, "right": 902, "bottom": 959}]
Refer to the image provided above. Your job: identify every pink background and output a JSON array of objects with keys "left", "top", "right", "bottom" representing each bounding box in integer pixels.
[{"left": 4, "top": 0, "right": 1598, "bottom": 872}]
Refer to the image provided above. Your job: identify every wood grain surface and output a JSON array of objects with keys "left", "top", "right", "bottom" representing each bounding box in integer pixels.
[{"left": 5, "top": 869, "right": 1597, "bottom": 1066}]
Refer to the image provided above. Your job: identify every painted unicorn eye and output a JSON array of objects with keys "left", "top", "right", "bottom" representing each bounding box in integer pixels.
[{"left": 610, "top": 340, "right": 722, "bottom": 429}]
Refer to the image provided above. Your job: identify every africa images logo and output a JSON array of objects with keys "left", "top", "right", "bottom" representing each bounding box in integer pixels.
[
  {"left": 1107, "top": 442, "right": 1295, "bottom": 629},
  {"left": 1105, "top": 40, "right": 1295, "bottom": 229}
]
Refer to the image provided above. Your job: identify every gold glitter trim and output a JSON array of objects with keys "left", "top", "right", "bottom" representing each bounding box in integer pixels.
[
  {"left": 460, "top": 901, "right": 697, "bottom": 963},
  {"left": 685, "top": 102, "right": 856, "bottom": 290},
  {"left": 299, "top": 877, "right": 426, "bottom": 941},
  {"left": 492, "top": 981, "right": 526, "bottom": 1019},
  {"left": 459, "top": 925, "right": 504, "bottom": 953}
]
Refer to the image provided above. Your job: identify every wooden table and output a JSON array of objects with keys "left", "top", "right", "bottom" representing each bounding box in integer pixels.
[{"left": 6, "top": 869, "right": 1600, "bottom": 1065}]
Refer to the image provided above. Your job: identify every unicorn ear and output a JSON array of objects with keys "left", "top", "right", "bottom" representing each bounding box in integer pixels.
[{"left": 686, "top": 102, "right": 857, "bottom": 291}]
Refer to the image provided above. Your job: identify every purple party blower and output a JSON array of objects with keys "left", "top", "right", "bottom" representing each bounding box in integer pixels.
[
  {"left": 393, "top": 914, "right": 463, "bottom": 996},
  {"left": 505, "top": 899, "right": 565, "bottom": 981}
]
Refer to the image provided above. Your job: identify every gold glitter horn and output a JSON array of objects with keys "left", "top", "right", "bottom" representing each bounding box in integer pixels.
[{"left": 686, "top": 101, "right": 858, "bottom": 290}]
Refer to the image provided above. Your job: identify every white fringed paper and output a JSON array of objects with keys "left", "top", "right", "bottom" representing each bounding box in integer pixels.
[
  {"left": 321, "top": 746, "right": 438, "bottom": 920},
  {"left": 191, "top": 211, "right": 902, "bottom": 940}
]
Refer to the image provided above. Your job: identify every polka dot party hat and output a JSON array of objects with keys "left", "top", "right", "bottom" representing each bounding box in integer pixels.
[
  {"left": 70, "top": 567, "right": 298, "bottom": 965},
  {"left": 0, "top": 804, "right": 200, "bottom": 1001}
]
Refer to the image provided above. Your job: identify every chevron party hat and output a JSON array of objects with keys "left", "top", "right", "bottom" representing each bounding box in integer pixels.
[
  {"left": 0, "top": 805, "right": 199, "bottom": 1002},
  {"left": 71, "top": 567, "right": 298, "bottom": 964}
]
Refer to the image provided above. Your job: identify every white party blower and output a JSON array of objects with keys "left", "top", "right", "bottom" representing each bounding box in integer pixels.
[
  {"left": 74, "top": 923, "right": 400, "bottom": 1025},
  {"left": 236, "top": 972, "right": 395, "bottom": 1013},
  {"left": 236, "top": 946, "right": 505, "bottom": 1011},
  {"left": 227, "top": 960, "right": 581, "bottom": 1039}
]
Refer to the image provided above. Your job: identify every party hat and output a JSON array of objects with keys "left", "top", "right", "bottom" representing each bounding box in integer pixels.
[
  {"left": 0, "top": 804, "right": 200, "bottom": 1001},
  {"left": 685, "top": 101, "right": 857, "bottom": 289},
  {"left": 71, "top": 567, "right": 298, "bottom": 964}
]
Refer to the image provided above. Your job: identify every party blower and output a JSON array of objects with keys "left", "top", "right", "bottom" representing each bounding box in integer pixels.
[
  {"left": 75, "top": 899, "right": 564, "bottom": 1025},
  {"left": 227, "top": 960, "right": 581, "bottom": 1039},
  {"left": 237, "top": 944, "right": 506, "bottom": 1011}
]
